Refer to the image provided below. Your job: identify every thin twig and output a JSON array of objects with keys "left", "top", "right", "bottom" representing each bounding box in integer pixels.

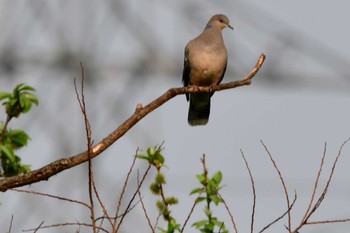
[
  {"left": 95, "top": 200, "right": 141, "bottom": 222},
  {"left": 241, "top": 149, "right": 255, "bottom": 233},
  {"left": 11, "top": 188, "right": 90, "bottom": 208},
  {"left": 2, "top": 115, "right": 12, "bottom": 133},
  {"left": 8, "top": 215, "right": 13, "bottom": 233},
  {"left": 32, "top": 221, "right": 44, "bottom": 233},
  {"left": 76, "top": 63, "right": 113, "bottom": 228},
  {"left": 75, "top": 63, "right": 113, "bottom": 229},
  {"left": 91, "top": 177, "right": 113, "bottom": 226},
  {"left": 137, "top": 170, "right": 155, "bottom": 233},
  {"left": 310, "top": 139, "right": 349, "bottom": 217},
  {"left": 181, "top": 189, "right": 203, "bottom": 233},
  {"left": 301, "top": 143, "right": 327, "bottom": 223},
  {"left": 218, "top": 193, "right": 239, "bottom": 233},
  {"left": 23, "top": 222, "right": 109, "bottom": 233},
  {"left": 218, "top": 222, "right": 224, "bottom": 233},
  {"left": 96, "top": 215, "right": 105, "bottom": 233},
  {"left": 293, "top": 139, "right": 350, "bottom": 232},
  {"left": 305, "top": 219, "right": 350, "bottom": 225},
  {"left": 115, "top": 164, "right": 152, "bottom": 232},
  {"left": 259, "top": 192, "right": 297, "bottom": 233},
  {"left": 74, "top": 63, "right": 97, "bottom": 233},
  {"left": 114, "top": 150, "right": 138, "bottom": 227},
  {"left": 261, "top": 140, "right": 292, "bottom": 232},
  {"left": 153, "top": 210, "right": 162, "bottom": 232},
  {"left": 0, "top": 54, "right": 266, "bottom": 191}
]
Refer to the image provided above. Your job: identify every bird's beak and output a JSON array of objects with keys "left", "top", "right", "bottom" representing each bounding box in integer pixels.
[{"left": 227, "top": 24, "right": 234, "bottom": 30}]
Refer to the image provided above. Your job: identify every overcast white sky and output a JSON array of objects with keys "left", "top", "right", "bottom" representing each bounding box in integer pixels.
[{"left": 1, "top": 1, "right": 350, "bottom": 232}]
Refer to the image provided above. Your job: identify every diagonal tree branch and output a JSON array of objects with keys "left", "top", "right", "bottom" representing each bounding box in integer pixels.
[{"left": 0, "top": 54, "right": 266, "bottom": 192}]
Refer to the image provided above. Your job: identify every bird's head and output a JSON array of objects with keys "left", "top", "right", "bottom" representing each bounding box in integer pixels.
[{"left": 206, "top": 14, "right": 234, "bottom": 30}]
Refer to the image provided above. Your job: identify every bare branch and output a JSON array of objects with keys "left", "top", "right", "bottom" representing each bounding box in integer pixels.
[
  {"left": 74, "top": 63, "right": 97, "bottom": 232},
  {"left": 218, "top": 193, "right": 239, "bottom": 233},
  {"left": 261, "top": 140, "right": 292, "bottom": 232},
  {"left": 259, "top": 192, "right": 297, "bottom": 233},
  {"left": 7, "top": 215, "right": 13, "bottom": 233},
  {"left": 153, "top": 210, "right": 162, "bottom": 232},
  {"left": 11, "top": 188, "right": 90, "bottom": 208},
  {"left": 95, "top": 199, "right": 140, "bottom": 222},
  {"left": 114, "top": 149, "right": 139, "bottom": 226},
  {"left": 306, "top": 219, "right": 350, "bottom": 225},
  {"left": 91, "top": 178, "right": 113, "bottom": 227},
  {"left": 241, "top": 149, "right": 255, "bottom": 233},
  {"left": 137, "top": 170, "right": 155, "bottom": 233},
  {"left": 23, "top": 222, "right": 109, "bottom": 233},
  {"left": 292, "top": 139, "right": 350, "bottom": 232},
  {"left": 115, "top": 164, "right": 152, "bottom": 232},
  {"left": 301, "top": 143, "right": 327, "bottom": 223},
  {"left": 0, "top": 54, "right": 265, "bottom": 191},
  {"left": 309, "top": 139, "right": 349, "bottom": 217},
  {"left": 32, "top": 221, "right": 44, "bottom": 233},
  {"left": 181, "top": 189, "right": 203, "bottom": 233}
]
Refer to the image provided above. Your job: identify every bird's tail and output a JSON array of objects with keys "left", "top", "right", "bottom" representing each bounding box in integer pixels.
[{"left": 188, "top": 94, "right": 211, "bottom": 126}]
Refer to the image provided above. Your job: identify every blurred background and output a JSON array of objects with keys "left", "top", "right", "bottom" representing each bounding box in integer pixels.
[{"left": 1, "top": 0, "right": 350, "bottom": 232}]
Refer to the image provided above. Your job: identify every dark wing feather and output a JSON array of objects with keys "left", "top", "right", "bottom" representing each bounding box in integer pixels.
[
  {"left": 217, "top": 61, "right": 227, "bottom": 85},
  {"left": 210, "top": 62, "right": 227, "bottom": 97},
  {"left": 182, "top": 51, "right": 191, "bottom": 101}
]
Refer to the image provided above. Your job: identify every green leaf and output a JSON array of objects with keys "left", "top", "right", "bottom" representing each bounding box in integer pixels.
[
  {"left": 165, "top": 197, "right": 178, "bottom": 205},
  {"left": 7, "top": 129, "right": 30, "bottom": 149},
  {"left": 147, "top": 147, "right": 156, "bottom": 156},
  {"left": 150, "top": 183, "right": 161, "bottom": 195},
  {"left": 140, "top": 146, "right": 165, "bottom": 167},
  {"left": 206, "top": 181, "right": 218, "bottom": 195},
  {"left": 196, "top": 174, "right": 206, "bottom": 184},
  {"left": 192, "top": 220, "right": 208, "bottom": 229},
  {"left": 0, "top": 145, "right": 16, "bottom": 163},
  {"left": 212, "top": 219, "right": 226, "bottom": 230},
  {"left": 135, "top": 154, "right": 149, "bottom": 161},
  {"left": 161, "top": 206, "right": 171, "bottom": 218},
  {"left": 0, "top": 92, "right": 11, "bottom": 101},
  {"left": 195, "top": 197, "right": 206, "bottom": 204},
  {"left": 18, "top": 85, "right": 35, "bottom": 92},
  {"left": 153, "top": 149, "right": 164, "bottom": 164},
  {"left": 19, "top": 96, "right": 32, "bottom": 113},
  {"left": 168, "top": 220, "right": 181, "bottom": 232},
  {"left": 18, "top": 164, "right": 31, "bottom": 174},
  {"left": 211, "top": 171, "right": 222, "bottom": 184},
  {"left": 190, "top": 187, "right": 203, "bottom": 195},
  {"left": 205, "top": 221, "right": 215, "bottom": 231},
  {"left": 209, "top": 194, "right": 222, "bottom": 205},
  {"left": 155, "top": 172, "right": 166, "bottom": 184},
  {"left": 14, "top": 83, "right": 25, "bottom": 90},
  {"left": 156, "top": 200, "right": 164, "bottom": 210},
  {"left": 204, "top": 207, "right": 212, "bottom": 217},
  {"left": 23, "top": 92, "right": 39, "bottom": 105},
  {"left": 2, "top": 83, "right": 39, "bottom": 118}
]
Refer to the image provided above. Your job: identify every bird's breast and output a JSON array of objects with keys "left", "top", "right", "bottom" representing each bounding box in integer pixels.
[{"left": 189, "top": 50, "right": 227, "bottom": 86}]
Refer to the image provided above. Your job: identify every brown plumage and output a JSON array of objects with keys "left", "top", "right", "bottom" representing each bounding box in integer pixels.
[{"left": 182, "top": 14, "right": 233, "bottom": 126}]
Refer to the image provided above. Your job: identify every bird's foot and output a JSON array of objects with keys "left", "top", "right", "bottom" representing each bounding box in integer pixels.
[{"left": 209, "top": 83, "right": 219, "bottom": 92}]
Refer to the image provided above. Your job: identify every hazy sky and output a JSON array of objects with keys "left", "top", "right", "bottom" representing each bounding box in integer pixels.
[{"left": 1, "top": 1, "right": 350, "bottom": 232}]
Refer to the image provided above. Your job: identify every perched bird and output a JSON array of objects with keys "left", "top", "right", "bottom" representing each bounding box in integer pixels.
[{"left": 182, "top": 14, "right": 233, "bottom": 126}]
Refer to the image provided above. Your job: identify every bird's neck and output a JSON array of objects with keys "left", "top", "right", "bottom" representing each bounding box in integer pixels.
[
  {"left": 200, "top": 28, "right": 224, "bottom": 45},
  {"left": 204, "top": 22, "right": 213, "bottom": 30}
]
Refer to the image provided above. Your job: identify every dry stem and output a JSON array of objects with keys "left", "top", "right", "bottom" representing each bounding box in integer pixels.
[
  {"left": 261, "top": 140, "right": 292, "bottom": 231},
  {"left": 241, "top": 149, "right": 255, "bottom": 233}
]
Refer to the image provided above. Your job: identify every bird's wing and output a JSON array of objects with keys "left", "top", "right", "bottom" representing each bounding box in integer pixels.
[
  {"left": 182, "top": 48, "right": 191, "bottom": 101},
  {"left": 217, "top": 61, "right": 227, "bottom": 85}
]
